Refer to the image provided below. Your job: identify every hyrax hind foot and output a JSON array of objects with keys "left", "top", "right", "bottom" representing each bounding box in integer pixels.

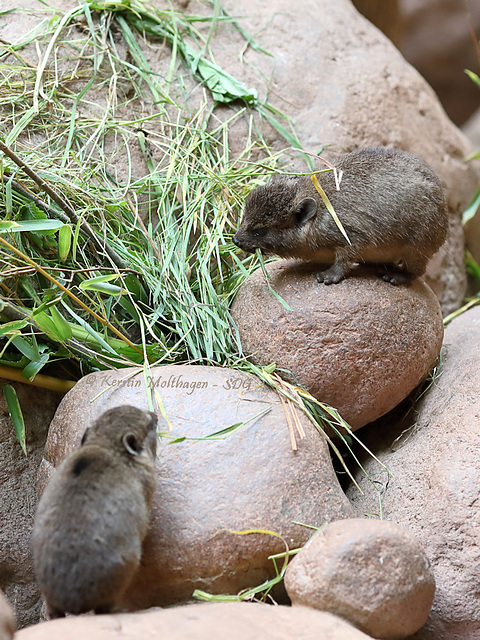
[{"left": 381, "top": 271, "right": 414, "bottom": 286}]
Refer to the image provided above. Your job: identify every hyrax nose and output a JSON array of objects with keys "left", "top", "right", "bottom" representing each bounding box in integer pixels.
[{"left": 233, "top": 233, "right": 242, "bottom": 248}]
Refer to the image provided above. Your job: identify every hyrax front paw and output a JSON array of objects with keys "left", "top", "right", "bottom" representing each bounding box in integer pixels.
[{"left": 316, "top": 269, "right": 345, "bottom": 285}]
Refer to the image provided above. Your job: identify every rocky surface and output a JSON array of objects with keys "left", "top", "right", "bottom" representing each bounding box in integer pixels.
[
  {"left": 463, "top": 107, "right": 480, "bottom": 148},
  {"left": 0, "top": 590, "right": 15, "bottom": 640},
  {"left": 0, "top": 382, "right": 62, "bottom": 628},
  {"left": 399, "top": 0, "right": 480, "bottom": 127},
  {"left": 285, "top": 518, "right": 435, "bottom": 640},
  {"left": 346, "top": 305, "right": 480, "bottom": 639},
  {"left": 15, "top": 602, "right": 374, "bottom": 640},
  {"left": 38, "top": 365, "right": 356, "bottom": 609},
  {"left": 231, "top": 261, "right": 444, "bottom": 431}
]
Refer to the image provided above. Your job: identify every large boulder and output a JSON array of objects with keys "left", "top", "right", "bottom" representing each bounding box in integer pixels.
[
  {"left": 346, "top": 306, "right": 480, "bottom": 639},
  {"left": 284, "top": 518, "right": 435, "bottom": 640},
  {"left": 39, "top": 365, "right": 356, "bottom": 609},
  {"left": 15, "top": 602, "right": 374, "bottom": 640},
  {"left": 231, "top": 261, "right": 444, "bottom": 431}
]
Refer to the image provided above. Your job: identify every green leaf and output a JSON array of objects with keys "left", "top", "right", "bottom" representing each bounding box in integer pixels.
[
  {"left": 61, "top": 302, "right": 118, "bottom": 355},
  {"left": 22, "top": 353, "right": 50, "bottom": 381},
  {"left": 465, "top": 69, "right": 480, "bottom": 89},
  {"left": 4, "top": 385, "right": 26, "bottom": 455},
  {"left": 58, "top": 224, "right": 72, "bottom": 261},
  {"left": 0, "top": 320, "right": 28, "bottom": 335},
  {"left": 31, "top": 310, "right": 64, "bottom": 341},
  {"left": 1, "top": 220, "right": 65, "bottom": 233},
  {"left": 256, "top": 251, "right": 292, "bottom": 311},
  {"left": 11, "top": 335, "right": 40, "bottom": 361},
  {"left": 79, "top": 274, "right": 124, "bottom": 295},
  {"left": 463, "top": 186, "right": 480, "bottom": 225},
  {"left": 50, "top": 306, "right": 73, "bottom": 340},
  {"left": 0, "top": 221, "right": 17, "bottom": 232}
]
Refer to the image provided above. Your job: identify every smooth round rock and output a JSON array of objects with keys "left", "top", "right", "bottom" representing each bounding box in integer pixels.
[
  {"left": 38, "top": 365, "right": 356, "bottom": 609},
  {"left": 15, "top": 602, "right": 373, "bottom": 640},
  {"left": 231, "top": 261, "right": 444, "bottom": 430},
  {"left": 284, "top": 518, "right": 435, "bottom": 640}
]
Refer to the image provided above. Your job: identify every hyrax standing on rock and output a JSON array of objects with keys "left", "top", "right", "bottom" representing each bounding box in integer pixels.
[
  {"left": 233, "top": 147, "right": 448, "bottom": 285},
  {"left": 32, "top": 405, "right": 157, "bottom": 619}
]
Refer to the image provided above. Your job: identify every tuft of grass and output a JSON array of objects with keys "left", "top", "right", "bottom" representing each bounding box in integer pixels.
[{"left": 1, "top": 0, "right": 288, "bottom": 378}]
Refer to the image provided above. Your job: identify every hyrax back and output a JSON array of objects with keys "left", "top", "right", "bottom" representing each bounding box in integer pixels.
[
  {"left": 233, "top": 147, "right": 448, "bottom": 284},
  {"left": 32, "top": 405, "right": 157, "bottom": 619}
]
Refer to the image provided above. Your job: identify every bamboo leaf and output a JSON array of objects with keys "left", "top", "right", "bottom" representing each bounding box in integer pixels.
[
  {"left": 58, "top": 223, "right": 72, "bottom": 261},
  {"left": 11, "top": 335, "right": 40, "bottom": 362},
  {"left": 50, "top": 306, "right": 73, "bottom": 341},
  {"left": 4, "top": 385, "right": 26, "bottom": 455},
  {"left": 22, "top": 353, "right": 50, "bottom": 381},
  {"left": 1, "top": 220, "right": 65, "bottom": 233}
]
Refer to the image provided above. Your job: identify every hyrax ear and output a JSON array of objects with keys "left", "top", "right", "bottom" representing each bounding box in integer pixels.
[
  {"left": 80, "top": 428, "right": 90, "bottom": 446},
  {"left": 122, "top": 432, "right": 140, "bottom": 456},
  {"left": 295, "top": 197, "right": 317, "bottom": 225}
]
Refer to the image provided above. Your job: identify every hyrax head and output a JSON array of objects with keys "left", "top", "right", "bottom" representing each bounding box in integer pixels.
[
  {"left": 233, "top": 176, "right": 318, "bottom": 256},
  {"left": 81, "top": 405, "right": 158, "bottom": 461}
]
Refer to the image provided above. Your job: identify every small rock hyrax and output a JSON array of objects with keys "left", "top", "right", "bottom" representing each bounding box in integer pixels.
[
  {"left": 233, "top": 147, "right": 448, "bottom": 285},
  {"left": 32, "top": 405, "right": 157, "bottom": 619}
]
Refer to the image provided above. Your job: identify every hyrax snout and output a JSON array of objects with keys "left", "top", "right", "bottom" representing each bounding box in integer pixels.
[
  {"left": 233, "top": 147, "right": 448, "bottom": 285},
  {"left": 32, "top": 405, "right": 157, "bottom": 619}
]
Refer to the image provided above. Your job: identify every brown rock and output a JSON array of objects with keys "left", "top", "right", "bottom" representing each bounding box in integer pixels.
[
  {"left": 39, "top": 365, "right": 356, "bottom": 609},
  {"left": 0, "top": 382, "right": 63, "bottom": 628},
  {"left": 0, "top": 590, "right": 15, "bottom": 640},
  {"left": 346, "top": 305, "right": 480, "bottom": 639},
  {"left": 399, "top": 0, "right": 480, "bottom": 127},
  {"left": 284, "top": 518, "right": 435, "bottom": 640},
  {"left": 230, "top": 261, "right": 444, "bottom": 431},
  {"left": 352, "top": 0, "right": 403, "bottom": 46},
  {"left": 15, "top": 602, "right": 374, "bottom": 640}
]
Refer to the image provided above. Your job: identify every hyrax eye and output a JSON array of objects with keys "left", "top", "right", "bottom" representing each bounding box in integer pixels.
[{"left": 253, "top": 228, "right": 267, "bottom": 238}]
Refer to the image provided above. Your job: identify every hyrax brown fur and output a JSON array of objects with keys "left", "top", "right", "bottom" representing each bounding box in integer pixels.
[
  {"left": 32, "top": 405, "right": 157, "bottom": 619},
  {"left": 233, "top": 147, "right": 448, "bottom": 285}
]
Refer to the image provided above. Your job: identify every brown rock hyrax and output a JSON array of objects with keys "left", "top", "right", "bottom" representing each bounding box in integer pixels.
[
  {"left": 32, "top": 405, "right": 157, "bottom": 619},
  {"left": 233, "top": 147, "right": 448, "bottom": 285}
]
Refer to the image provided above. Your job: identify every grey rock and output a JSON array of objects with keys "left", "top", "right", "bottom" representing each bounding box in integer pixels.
[
  {"left": 285, "top": 518, "right": 435, "bottom": 640},
  {"left": 14, "top": 602, "right": 374, "bottom": 640},
  {"left": 346, "top": 306, "right": 480, "bottom": 639},
  {"left": 0, "top": 382, "right": 62, "bottom": 627}
]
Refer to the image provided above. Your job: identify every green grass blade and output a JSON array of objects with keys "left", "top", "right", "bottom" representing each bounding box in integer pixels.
[{"left": 4, "top": 384, "right": 27, "bottom": 455}]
